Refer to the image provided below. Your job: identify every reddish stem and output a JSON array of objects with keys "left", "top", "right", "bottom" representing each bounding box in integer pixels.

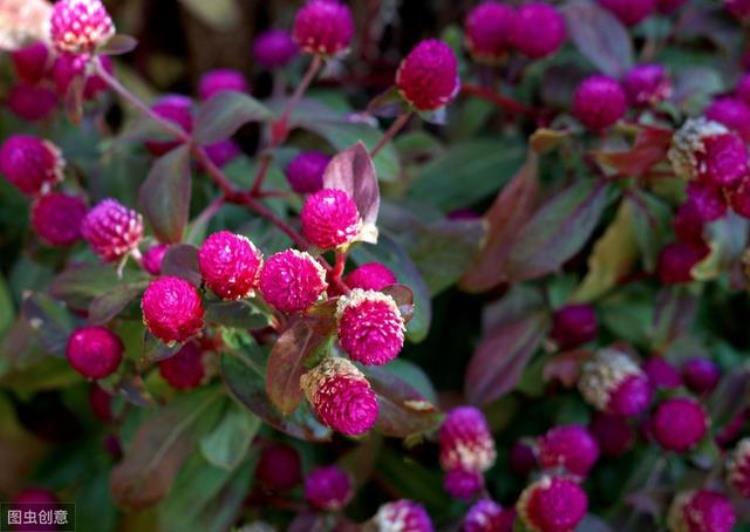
[
  {"left": 461, "top": 83, "right": 537, "bottom": 118},
  {"left": 371, "top": 111, "right": 412, "bottom": 158}
]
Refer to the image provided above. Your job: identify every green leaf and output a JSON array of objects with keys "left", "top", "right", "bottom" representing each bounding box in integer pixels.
[
  {"left": 177, "top": 0, "right": 241, "bottom": 30},
  {"left": 204, "top": 300, "right": 270, "bottom": 330},
  {"left": 194, "top": 92, "right": 273, "bottom": 145},
  {"left": 138, "top": 146, "right": 192, "bottom": 243},
  {"left": 627, "top": 190, "right": 672, "bottom": 272},
  {"left": 0, "top": 274, "right": 14, "bottom": 336},
  {"left": 200, "top": 402, "right": 260, "bottom": 471},
  {"left": 89, "top": 281, "right": 149, "bottom": 325},
  {"left": 51, "top": 265, "right": 146, "bottom": 310}
]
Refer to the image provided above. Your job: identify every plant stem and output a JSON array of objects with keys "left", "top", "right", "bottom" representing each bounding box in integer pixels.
[
  {"left": 277, "top": 54, "right": 324, "bottom": 132},
  {"left": 461, "top": 83, "right": 537, "bottom": 118},
  {"left": 371, "top": 111, "right": 412, "bottom": 158}
]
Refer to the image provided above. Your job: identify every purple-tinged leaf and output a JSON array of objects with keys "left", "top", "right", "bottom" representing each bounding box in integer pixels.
[
  {"left": 51, "top": 265, "right": 147, "bottom": 311},
  {"left": 650, "top": 286, "right": 698, "bottom": 351},
  {"left": 708, "top": 368, "right": 750, "bottom": 429},
  {"left": 194, "top": 92, "right": 273, "bottom": 145},
  {"left": 21, "top": 293, "right": 74, "bottom": 358},
  {"left": 161, "top": 244, "right": 201, "bottom": 287},
  {"left": 100, "top": 34, "right": 138, "bottom": 55},
  {"left": 89, "top": 281, "right": 149, "bottom": 325},
  {"left": 382, "top": 284, "right": 415, "bottom": 324}
]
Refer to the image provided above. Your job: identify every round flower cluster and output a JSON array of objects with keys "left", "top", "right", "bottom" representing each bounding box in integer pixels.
[
  {"left": 304, "top": 465, "right": 352, "bottom": 511},
  {"left": 517, "top": 476, "right": 588, "bottom": 532},
  {"left": 49, "top": 0, "right": 115, "bottom": 54},
  {"left": 537, "top": 424, "right": 600, "bottom": 478},
  {"left": 667, "top": 490, "right": 736, "bottom": 532},
  {"left": 578, "top": 349, "right": 652, "bottom": 416}
]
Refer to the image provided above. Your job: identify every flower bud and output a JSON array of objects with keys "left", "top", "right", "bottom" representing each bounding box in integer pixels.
[
  {"left": 652, "top": 397, "right": 708, "bottom": 453},
  {"left": 198, "top": 69, "right": 249, "bottom": 101},
  {"left": 253, "top": 30, "right": 298, "bottom": 70},
  {"left": 537, "top": 425, "right": 600, "bottom": 477},
  {"left": 11, "top": 41, "right": 51, "bottom": 84},
  {"left": 304, "top": 465, "right": 352, "bottom": 510},
  {"left": 622, "top": 64, "right": 672, "bottom": 107},
  {"left": 142, "top": 244, "right": 169, "bottom": 276},
  {"left": 439, "top": 406, "right": 496, "bottom": 473},
  {"left": 572, "top": 75, "right": 627, "bottom": 131},
  {"left": 7, "top": 84, "right": 58, "bottom": 122},
  {"left": 142, "top": 276, "right": 205, "bottom": 343},
  {"left": 81, "top": 199, "right": 144, "bottom": 262},
  {"left": 464, "top": 1, "right": 517, "bottom": 64},
  {"left": 301, "top": 189, "right": 362, "bottom": 249},
  {"left": 31, "top": 192, "right": 87, "bottom": 247},
  {"left": 0, "top": 135, "right": 64, "bottom": 196},
  {"left": 198, "top": 231, "right": 263, "bottom": 300},
  {"left": 285, "top": 151, "right": 330, "bottom": 194},
  {"left": 578, "top": 349, "right": 651, "bottom": 416},
  {"left": 293, "top": 0, "right": 354, "bottom": 56},
  {"left": 643, "top": 357, "right": 682, "bottom": 390},
  {"left": 682, "top": 357, "right": 720, "bottom": 394},
  {"left": 510, "top": 2, "right": 567, "bottom": 59},
  {"left": 66, "top": 326, "right": 123, "bottom": 379},
  {"left": 343, "top": 262, "right": 397, "bottom": 291},
  {"left": 259, "top": 250, "right": 328, "bottom": 314},
  {"left": 550, "top": 304, "right": 598, "bottom": 350},
  {"left": 397, "top": 39, "right": 460, "bottom": 112},
  {"left": 517, "top": 476, "right": 588, "bottom": 532},
  {"left": 158, "top": 342, "right": 206, "bottom": 390},
  {"left": 667, "top": 490, "right": 735, "bottom": 532},
  {"left": 50, "top": 0, "right": 115, "bottom": 54},
  {"left": 372, "top": 500, "right": 433, "bottom": 532}
]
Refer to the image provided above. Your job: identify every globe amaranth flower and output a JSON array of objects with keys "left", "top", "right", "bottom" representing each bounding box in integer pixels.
[
  {"left": 706, "top": 97, "right": 750, "bottom": 143},
  {"left": 50, "top": 0, "right": 115, "bottom": 54},
  {"left": 730, "top": 179, "right": 750, "bottom": 219},
  {"left": 578, "top": 348, "right": 652, "bottom": 416},
  {"left": 727, "top": 0, "right": 750, "bottom": 21},
  {"left": 11, "top": 41, "right": 51, "bottom": 84},
  {"left": 144, "top": 95, "right": 193, "bottom": 156},
  {"left": 464, "top": 1, "right": 517, "bottom": 64},
  {"left": 159, "top": 342, "right": 206, "bottom": 390},
  {"left": 657, "top": 241, "right": 710, "bottom": 285},
  {"left": 198, "top": 69, "right": 249, "bottom": 101},
  {"left": 510, "top": 2, "right": 567, "bottom": 60},
  {"left": 728, "top": 438, "right": 750, "bottom": 498},
  {"left": 253, "top": 30, "right": 298, "bottom": 70},
  {"left": 52, "top": 53, "right": 112, "bottom": 100},
  {"left": 300, "top": 357, "right": 378, "bottom": 436},
  {"left": 256, "top": 442, "right": 302, "bottom": 492},
  {"left": 142, "top": 276, "right": 205, "bottom": 343},
  {"left": 589, "top": 413, "right": 635, "bottom": 457},
  {"left": 336, "top": 289, "right": 405, "bottom": 366},
  {"left": 643, "top": 357, "right": 682, "bottom": 390},
  {"left": 439, "top": 406, "right": 497, "bottom": 473},
  {"left": 66, "top": 326, "right": 123, "bottom": 379},
  {"left": 7, "top": 84, "right": 58, "bottom": 122},
  {"left": 443, "top": 468, "right": 484, "bottom": 500},
  {"left": 285, "top": 151, "right": 330, "bottom": 195},
  {"left": 258, "top": 249, "right": 328, "bottom": 313},
  {"left": 304, "top": 465, "right": 353, "bottom": 511},
  {"left": 464, "top": 499, "right": 516, "bottom": 532},
  {"left": 142, "top": 243, "right": 169, "bottom": 276},
  {"left": 516, "top": 476, "right": 588, "bottom": 532},
  {"left": 550, "top": 304, "right": 598, "bottom": 350},
  {"left": 198, "top": 231, "right": 263, "bottom": 300},
  {"left": 81, "top": 199, "right": 144, "bottom": 262},
  {"left": 31, "top": 192, "right": 87, "bottom": 246},
  {"left": 301, "top": 188, "right": 362, "bottom": 249},
  {"left": 12, "top": 488, "right": 59, "bottom": 506},
  {"left": 343, "top": 262, "right": 397, "bottom": 291},
  {"left": 537, "top": 425, "right": 600, "bottom": 478},
  {"left": 622, "top": 64, "right": 672, "bottom": 107},
  {"left": 667, "top": 490, "right": 736, "bottom": 532},
  {"left": 202, "top": 140, "right": 241, "bottom": 169},
  {"left": 372, "top": 500, "right": 434, "bottom": 532},
  {"left": 572, "top": 75, "right": 627, "bottom": 131},
  {"left": 652, "top": 397, "right": 708, "bottom": 453},
  {"left": 397, "top": 39, "right": 460, "bottom": 112},
  {"left": 293, "top": 0, "right": 354, "bottom": 56},
  {"left": 682, "top": 357, "right": 720, "bottom": 395},
  {"left": 685, "top": 182, "right": 727, "bottom": 223},
  {"left": 0, "top": 135, "right": 64, "bottom": 196},
  {"left": 598, "top": 0, "right": 655, "bottom": 26}
]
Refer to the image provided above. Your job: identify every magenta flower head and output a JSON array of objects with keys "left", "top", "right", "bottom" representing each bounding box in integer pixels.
[
  {"left": 736, "top": 73, "right": 750, "bottom": 106},
  {"left": 12, "top": 488, "right": 58, "bottom": 506},
  {"left": 66, "top": 326, "right": 123, "bottom": 379},
  {"left": 537, "top": 425, "right": 600, "bottom": 478},
  {"left": 686, "top": 182, "right": 727, "bottom": 223},
  {"left": 203, "top": 140, "right": 241, "bottom": 169},
  {"left": 652, "top": 397, "right": 708, "bottom": 453},
  {"left": 643, "top": 357, "right": 682, "bottom": 390},
  {"left": 142, "top": 276, "right": 205, "bottom": 344},
  {"left": 142, "top": 243, "right": 169, "bottom": 276},
  {"left": 7, "top": 84, "right": 58, "bottom": 122},
  {"left": 622, "top": 64, "right": 672, "bottom": 107},
  {"left": 550, "top": 304, "right": 598, "bottom": 350},
  {"left": 50, "top": 0, "right": 115, "bottom": 54},
  {"left": 657, "top": 0, "right": 688, "bottom": 13},
  {"left": 259, "top": 250, "right": 328, "bottom": 313},
  {"left": 439, "top": 406, "right": 497, "bottom": 473},
  {"left": 198, "top": 69, "right": 248, "bottom": 101},
  {"left": 0, "top": 135, "right": 64, "bottom": 196},
  {"left": 253, "top": 30, "right": 298, "bottom": 69},
  {"left": 464, "top": 499, "right": 515, "bottom": 532},
  {"left": 728, "top": 438, "right": 750, "bottom": 498},
  {"left": 727, "top": 0, "right": 750, "bottom": 21},
  {"left": 285, "top": 151, "right": 330, "bottom": 195},
  {"left": 464, "top": 1, "right": 517, "bottom": 64},
  {"left": 198, "top": 231, "right": 263, "bottom": 300},
  {"left": 667, "top": 490, "right": 736, "bottom": 532},
  {"left": 336, "top": 289, "right": 405, "bottom": 366},
  {"left": 343, "top": 263, "right": 397, "bottom": 291},
  {"left": 81, "top": 199, "right": 143, "bottom": 262},
  {"left": 510, "top": 2, "right": 567, "bottom": 60},
  {"left": 517, "top": 476, "right": 588, "bottom": 532},
  {"left": 657, "top": 242, "right": 710, "bottom": 285},
  {"left": 144, "top": 95, "right": 193, "bottom": 156},
  {"left": 706, "top": 97, "right": 750, "bottom": 143},
  {"left": 443, "top": 468, "right": 484, "bottom": 501},
  {"left": 510, "top": 441, "right": 537, "bottom": 476},
  {"left": 301, "top": 189, "right": 362, "bottom": 249},
  {"left": 590, "top": 413, "right": 635, "bottom": 457},
  {"left": 373, "top": 500, "right": 433, "bottom": 532},
  {"left": 293, "top": 0, "right": 354, "bottom": 56},
  {"left": 397, "top": 39, "right": 460, "bottom": 112},
  {"left": 572, "top": 75, "right": 627, "bottom": 131},
  {"left": 256, "top": 442, "right": 302, "bottom": 492},
  {"left": 300, "top": 357, "right": 378, "bottom": 436},
  {"left": 31, "top": 192, "right": 87, "bottom": 247},
  {"left": 304, "top": 465, "right": 353, "bottom": 511},
  {"left": 598, "top": 0, "right": 655, "bottom": 26},
  {"left": 159, "top": 342, "right": 206, "bottom": 390},
  {"left": 578, "top": 348, "right": 652, "bottom": 416},
  {"left": 11, "top": 41, "right": 51, "bottom": 84},
  {"left": 673, "top": 201, "right": 706, "bottom": 245},
  {"left": 682, "top": 358, "right": 721, "bottom": 395}
]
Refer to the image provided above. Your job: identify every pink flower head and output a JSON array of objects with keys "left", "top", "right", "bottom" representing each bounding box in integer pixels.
[
  {"left": 293, "top": 0, "right": 354, "bottom": 56},
  {"left": 202, "top": 140, "right": 241, "bottom": 169},
  {"left": 144, "top": 95, "right": 193, "bottom": 156},
  {"left": 517, "top": 476, "right": 588, "bottom": 532},
  {"left": 301, "top": 188, "right": 362, "bottom": 249},
  {"left": 66, "top": 326, "right": 123, "bottom": 379},
  {"left": 622, "top": 63, "right": 672, "bottom": 107},
  {"left": 0, "top": 135, "right": 64, "bottom": 196},
  {"left": 578, "top": 349, "right": 652, "bottom": 416},
  {"left": 142, "top": 244, "right": 169, "bottom": 276},
  {"left": 397, "top": 39, "right": 460, "bottom": 112},
  {"left": 443, "top": 468, "right": 484, "bottom": 501},
  {"left": 198, "top": 69, "right": 248, "bottom": 101},
  {"left": 656, "top": 0, "right": 688, "bottom": 13},
  {"left": 682, "top": 357, "right": 721, "bottom": 395},
  {"left": 439, "top": 406, "right": 497, "bottom": 473},
  {"left": 537, "top": 425, "right": 600, "bottom": 478},
  {"left": 673, "top": 201, "right": 706, "bottom": 245},
  {"left": 510, "top": 2, "right": 567, "bottom": 60},
  {"left": 706, "top": 97, "right": 750, "bottom": 142},
  {"left": 256, "top": 442, "right": 302, "bottom": 492},
  {"left": 643, "top": 357, "right": 682, "bottom": 390},
  {"left": 88, "top": 384, "right": 113, "bottom": 422},
  {"left": 573, "top": 75, "right": 627, "bottom": 131},
  {"left": 81, "top": 199, "right": 144, "bottom": 262},
  {"left": 667, "top": 490, "right": 736, "bottom": 532},
  {"left": 343, "top": 262, "right": 397, "bottom": 291},
  {"left": 465, "top": 499, "right": 515, "bottom": 532},
  {"left": 50, "top": 0, "right": 115, "bottom": 54},
  {"left": 373, "top": 500, "right": 433, "bottom": 532},
  {"left": 142, "top": 276, "right": 205, "bottom": 343},
  {"left": 652, "top": 397, "right": 708, "bottom": 452},
  {"left": 336, "top": 289, "right": 405, "bottom": 365},
  {"left": 11, "top": 41, "right": 51, "bottom": 84},
  {"left": 728, "top": 438, "right": 750, "bottom": 498},
  {"left": 590, "top": 413, "right": 635, "bottom": 457},
  {"left": 304, "top": 465, "right": 353, "bottom": 511},
  {"left": 52, "top": 53, "right": 112, "bottom": 100},
  {"left": 727, "top": 0, "right": 750, "bottom": 20},
  {"left": 7, "top": 83, "right": 58, "bottom": 122},
  {"left": 657, "top": 242, "right": 710, "bottom": 285},
  {"left": 285, "top": 151, "right": 330, "bottom": 194},
  {"left": 12, "top": 488, "right": 58, "bottom": 506},
  {"left": 258, "top": 250, "right": 328, "bottom": 313},
  {"left": 550, "top": 304, "right": 598, "bottom": 350},
  {"left": 598, "top": 0, "right": 655, "bottom": 26},
  {"left": 253, "top": 29, "right": 298, "bottom": 69},
  {"left": 510, "top": 441, "right": 538, "bottom": 476},
  {"left": 300, "top": 357, "right": 378, "bottom": 436},
  {"left": 158, "top": 341, "right": 206, "bottom": 390},
  {"left": 686, "top": 182, "right": 728, "bottom": 223},
  {"left": 464, "top": 1, "right": 517, "bottom": 64},
  {"left": 31, "top": 192, "right": 87, "bottom": 247},
  {"left": 198, "top": 231, "right": 263, "bottom": 300},
  {"left": 730, "top": 179, "right": 750, "bottom": 219}
]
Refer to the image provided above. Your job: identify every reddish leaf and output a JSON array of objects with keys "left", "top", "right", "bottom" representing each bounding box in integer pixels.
[
  {"left": 543, "top": 349, "right": 592, "bottom": 388},
  {"left": 161, "top": 244, "right": 201, "bottom": 287},
  {"left": 595, "top": 127, "right": 673, "bottom": 177},
  {"left": 194, "top": 92, "right": 273, "bottom": 145}
]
